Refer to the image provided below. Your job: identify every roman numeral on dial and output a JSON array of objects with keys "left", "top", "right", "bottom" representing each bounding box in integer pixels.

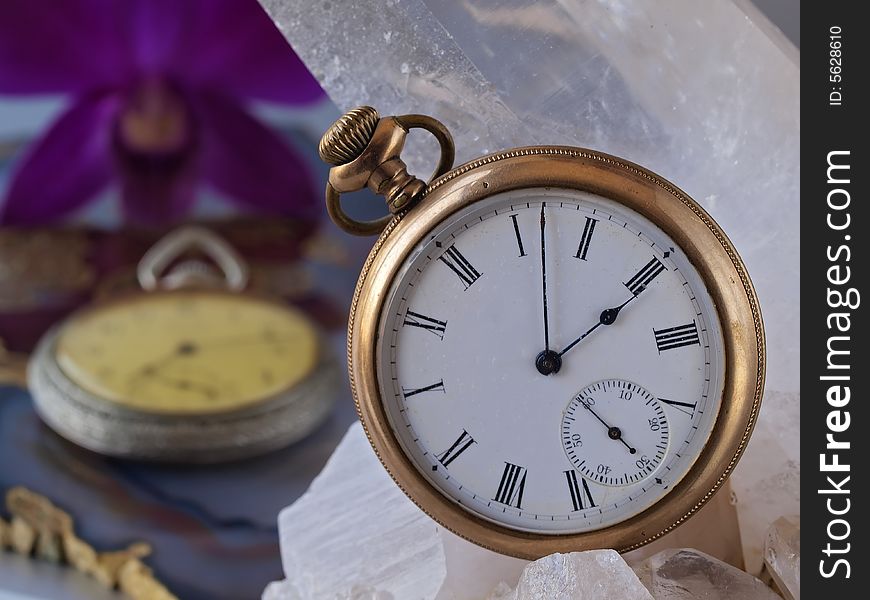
[
  {"left": 654, "top": 322, "right": 701, "bottom": 352},
  {"left": 659, "top": 397, "right": 697, "bottom": 416},
  {"left": 438, "top": 245, "right": 482, "bottom": 289},
  {"left": 624, "top": 257, "right": 666, "bottom": 295},
  {"left": 509, "top": 214, "right": 527, "bottom": 257},
  {"left": 402, "top": 379, "right": 445, "bottom": 398},
  {"left": 434, "top": 429, "right": 476, "bottom": 470},
  {"left": 493, "top": 462, "right": 527, "bottom": 508},
  {"left": 403, "top": 309, "right": 447, "bottom": 339},
  {"left": 564, "top": 470, "right": 596, "bottom": 511},
  {"left": 574, "top": 217, "right": 598, "bottom": 260}
]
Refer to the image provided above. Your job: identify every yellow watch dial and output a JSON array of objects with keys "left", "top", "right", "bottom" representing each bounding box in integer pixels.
[{"left": 54, "top": 291, "right": 319, "bottom": 414}]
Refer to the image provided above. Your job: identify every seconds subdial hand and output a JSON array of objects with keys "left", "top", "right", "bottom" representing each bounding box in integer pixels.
[{"left": 578, "top": 398, "right": 637, "bottom": 454}]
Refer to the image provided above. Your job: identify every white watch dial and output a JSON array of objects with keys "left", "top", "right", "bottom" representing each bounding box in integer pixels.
[{"left": 377, "top": 188, "right": 725, "bottom": 534}]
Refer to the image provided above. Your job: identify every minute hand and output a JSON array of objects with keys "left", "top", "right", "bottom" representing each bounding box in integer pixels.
[{"left": 558, "top": 294, "right": 637, "bottom": 358}]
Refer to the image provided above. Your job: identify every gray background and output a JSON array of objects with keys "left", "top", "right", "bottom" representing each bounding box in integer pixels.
[{"left": 754, "top": 0, "right": 800, "bottom": 46}]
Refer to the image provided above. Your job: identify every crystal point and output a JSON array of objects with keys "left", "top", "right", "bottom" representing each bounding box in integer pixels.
[
  {"left": 633, "top": 548, "right": 781, "bottom": 600},
  {"left": 270, "top": 422, "right": 446, "bottom": 600},
  {"left": 764, "top": 516, "right": 800, "bottom": 600},
  {"left": 494, "top": 551, "right": 653, "bottom": 600}
]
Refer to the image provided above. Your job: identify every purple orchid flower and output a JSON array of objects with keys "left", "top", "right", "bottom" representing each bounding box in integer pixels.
[{"left": 0, "top": 0, "right": 324, "bottom": 226}]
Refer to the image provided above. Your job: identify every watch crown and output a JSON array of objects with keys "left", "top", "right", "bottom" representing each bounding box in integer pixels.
[{"left": 318, "top": 106, "right": 380, "bottom": 165}]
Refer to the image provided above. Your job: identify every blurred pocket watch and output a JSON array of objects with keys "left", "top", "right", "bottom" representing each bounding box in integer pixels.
[{"left": 28, "top": 226, "right": 338, "bottom": 462}]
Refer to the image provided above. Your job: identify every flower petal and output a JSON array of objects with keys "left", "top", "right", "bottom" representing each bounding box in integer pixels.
[
  {"left": 194, "top": 91, "right": 319, "bottom": 219},
  {"left": 172, "top": 0, "right": 323, "bottom": 104},
  {"left": 117, "top": 149, "right": 200, "bottom": 227},
  {"left": 0, "top": 1, "right": 132, "bottom": 94},
  {"left": 123, "top": 0, "right": 192, "bottom": 74},
  {"left": 1, "top": 94, "right": 119, "bottom": 225}
]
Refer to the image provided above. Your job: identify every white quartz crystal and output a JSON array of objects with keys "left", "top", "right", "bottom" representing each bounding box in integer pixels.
[
  {"left": 492, "top": 551, "right": 653, "bottom": 600},
  {"left": 267, "top": 422, "right": 446, "bottom": 600},
  {"left": 264, "top": 581, "right": 396, "bottom": 600},
  {"left": 265, "top": 422, "right": 528, "bottom": 600},
  {"left": 763, "top": 516, "right": 800, "bottom": 600},
  {"left": 632, "top": 548, "right": 781, "bottom": 600},
  {"left": 730, "top": 391, "right": 800, "bottom": 573},
  {"left": 486, "top": 582, "right": 514, "bottom": 600},
  {"left": 435, "top": 527, "right": 526, "bottom": 600},
  {"left": 262, "top": 581, "right": 302, "bottom": 600}
]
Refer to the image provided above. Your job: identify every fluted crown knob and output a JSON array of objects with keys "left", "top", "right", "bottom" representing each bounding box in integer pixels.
[{"left": 318, "top": 106, "right": 380, "bottom": 165}]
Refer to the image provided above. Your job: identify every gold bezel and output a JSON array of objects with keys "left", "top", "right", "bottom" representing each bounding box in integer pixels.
[{"left": 347, "top": 147, "right": 765, "bottom": 559}]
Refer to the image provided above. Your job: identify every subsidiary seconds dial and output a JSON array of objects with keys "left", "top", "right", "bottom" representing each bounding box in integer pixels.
[{"left": 562, "top": 380, "right": 670, "bottom": 486}]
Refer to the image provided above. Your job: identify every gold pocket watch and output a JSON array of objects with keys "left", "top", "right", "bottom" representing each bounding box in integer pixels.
[
  {"left": 28, "top": 227, "right": 338, "bottom": 462},
  {"left": 319, "top": 107, "right": 764, "bottom": 558}
]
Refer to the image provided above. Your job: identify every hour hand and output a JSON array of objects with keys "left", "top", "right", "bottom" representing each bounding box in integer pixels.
[
  {"left": 598, "top": 294, "right": 636, "bottom": 326},
  {"left": 557, "top": 295, "right": 637, "bottom": 358},
  {"left": 558, "top": 256, "right": 666, "bottom": 359}
]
